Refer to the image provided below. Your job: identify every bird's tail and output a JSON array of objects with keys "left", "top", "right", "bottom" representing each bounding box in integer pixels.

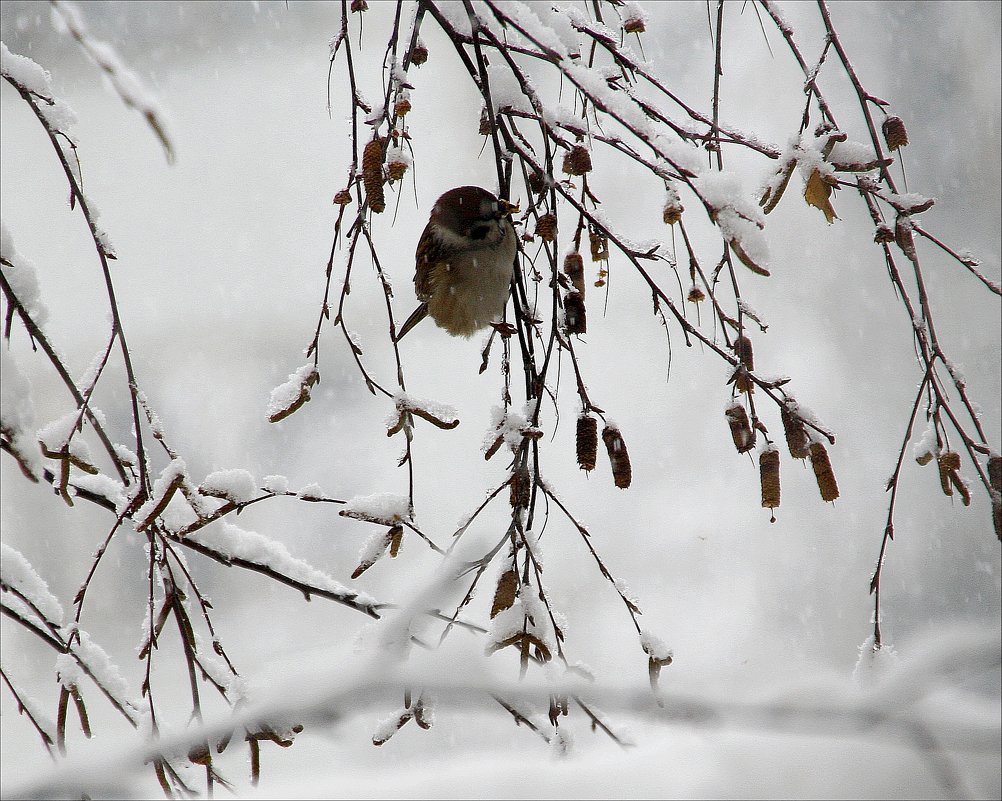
[{"left": 394, "top": 303, "right": 429, "bottom": 342}]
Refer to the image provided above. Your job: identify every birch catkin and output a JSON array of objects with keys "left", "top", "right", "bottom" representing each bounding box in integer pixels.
[
  {"left": 809, "top": 442, "right": 839, "bottom": 502},
  {"left": 602, "top": 425, "right": 632, "bottom": 489}
]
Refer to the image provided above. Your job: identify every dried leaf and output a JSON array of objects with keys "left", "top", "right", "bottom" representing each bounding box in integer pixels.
[
  {"left": 491, "top": 569, "right": 518, "bottom": 618},
  {"left": 804, "top": 168, "right": 838, "bottom": 224},
  {"left": 760, "top": 157, "right": 797, "bottom": 214}
]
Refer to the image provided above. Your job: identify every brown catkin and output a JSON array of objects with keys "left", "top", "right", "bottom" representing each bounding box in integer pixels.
[
  {"left": 948, "top": 470, "right": 971, "bottom": 507},
  {"left": 387, "top": 159, "right": 407, "bottom": 181},
  {"left": 895, "top": 215, "right": 917, "bottom": 261},
  {"left": 393, "top": 97, "right": 411, "bottom": 117},
  {"left": 990, "top": 453, "right": 1002, "bottom": 539},
  {"left": 809, "top": 442, "right": 839, "bottom": 502},
  {"left": 663, "top": 200, "right": 684, "bottom": 226},
  {"left": 362, "top": 138, "right": 385, "bottom": 213},
  {"left": 576, "top": 415, "right": 598, "bottom": 472},
  {"left": 510, "top": 465, "right": 531, "bottom": 510},
  {"left": 333, "top": 189, "right": 352, "bottom": 206},
  {"left": 411, "top": 42, "right": 428, "bottom": 66},
  {"left": 562, "top": 145, "right": 592, "bottom": 176},
  {"left": 564, "top": 252, "right": 585, "bottom": 296},
  {"left": 987, "top": 455, "right": 1001, "bottom": 493},
  {"left": 536, "top": 213, "right": 557, "bottom": 242},
  {"left": 527, "top": 170, "right": 546, "bottom": 195},
  {"left": 624, "top": 14, "right": 646, "bottom": 33},
  {"left": 760, "top": 448, "right": 781, "bottom": 510},
  {"left": 882, "top": 115, "right": 909, "bottom": 151},
  {"left": 491, "top": 569, "right": 518, "bottom": 619},
  {"left": 725, "top": 403, "right": 755, "bottom": 454},
  {"left": 388, "top": 525, "right": 404, "bottom": 558},
  {"left": 874, "top": 224, "right": 895, "bottom": 244},
  {"left": 589, "top": 228, "right": 609, "bottom": 261},
  {"left": 734, "top": 335, "right": 754, "bottom": 394},
  {"left": 564, "top": 290, "right": 586, "bottom": 335},
  {"left": 937, "top": 451, "right": 961, "bottom": 496},
  {"left": 479, "top": 107, "right": 492, "bottom": 136},
  {"left": 781, "top": 401, "right": 810, "bottom": 460},
  {"left": 602, "top": 425, "right": 632, "bottom": 489}
]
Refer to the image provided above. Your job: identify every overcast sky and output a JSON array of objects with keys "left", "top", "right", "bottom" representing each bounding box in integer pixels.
[{"left": 1, "top": 2, "right": 999, "bottom": 797}]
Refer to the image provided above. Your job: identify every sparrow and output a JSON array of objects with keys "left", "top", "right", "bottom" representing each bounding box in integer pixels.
[{"left": 395, "top": 186, "right": 518, "bottom": 341}]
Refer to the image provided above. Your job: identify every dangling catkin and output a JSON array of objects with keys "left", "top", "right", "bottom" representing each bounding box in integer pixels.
[
  {"left": 562, "top": 145, "right": 592, "bottom": 176},
  {"left": 536, "top": 213, "right": 557, "bottom": 242},
  {"left": 589, "top": 228, "right": 609, "bottom": 261},
  {"left": 781, "top": 401, "right": 810, "bottom": 459},
  {"left": 563, "top": 253, "right": 585, "bottom": 296},
  {"left": 362, "top": 137, "right": 385, "bottom": 213},
  {"left": 989, "top": 455, "right": 1001, "bottom": 539},
  {"left": 809, "top": 442, "right": 839, "bottom": 502},
  {"left": 564, "top": 290, "right": 586, "bottom": 335},
  {"left": 760, "top": 448, "right": 781, "bottom": 510},
  {"left": 410, "top": 41, "right": 428, "bottom": 65},
  {"left": 882, "top": 115, "right": 909, "bottom": 151},
  {"left": 602, "top": 425, "right": 632, "bottom": 489},
  {"left": 937, "top": 451, "right": 961, "bottom": 496},
  {"left": 734, "top": 335, "right": 754, "bottom": 394},
  {"left": 576, "top": 415, "right": 598, "bottom": 472},
  {"left": 725, "top": 403, "right": 755, "bottom": 453},
  {"left": 510, "top": 465, "right": 531, "bottom": 510}
]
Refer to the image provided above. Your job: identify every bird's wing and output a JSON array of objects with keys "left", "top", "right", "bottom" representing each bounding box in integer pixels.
[{"left": 413, "top": 222, "right": 454, "bottom": 302}]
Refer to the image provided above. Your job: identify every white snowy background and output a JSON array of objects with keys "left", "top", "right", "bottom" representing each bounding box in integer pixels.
[{"left": 1, "top": 1, "right": 999, "bottom": 798}]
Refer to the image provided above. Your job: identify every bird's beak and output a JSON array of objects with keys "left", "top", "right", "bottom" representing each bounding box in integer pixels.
[{"left": 497, "top": 199, "right": 519, "bottom": 217}]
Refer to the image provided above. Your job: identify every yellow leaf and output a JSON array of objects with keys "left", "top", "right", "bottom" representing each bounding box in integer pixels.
[{"left": 804, "top": 168, "right": 838, "bottom": 224}]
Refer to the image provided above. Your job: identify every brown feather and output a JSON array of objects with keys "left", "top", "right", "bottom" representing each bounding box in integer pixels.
[{"left": 414, "top": 222, "right": 455, "bottom": 302}]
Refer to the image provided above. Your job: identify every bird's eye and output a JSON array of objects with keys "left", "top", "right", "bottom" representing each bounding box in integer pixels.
[{"left": 469, "top": 224, "right": 491, "bottom": 240}]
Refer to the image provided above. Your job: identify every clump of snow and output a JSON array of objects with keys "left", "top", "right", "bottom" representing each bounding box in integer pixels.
[
  {"left": 384, "top": 142, "right": 412, "bottom": 170},
  {"left": 484, "top": 406, "right": 531, "bottom": 454},
  {"left": 0, "top": 543, "right": 65, "bottom": 623},
  {"left": 911, "top": 420, "right": 938, "bottom": 463},
  {"left": 354, "top": 529, "right": 393, "bottom": 576},
  {"left": 54, "top": 652, "right": 81, "bottom": 689},
  {"left": 884, "top": 191, "right": 936, "bottom": 213},
  {"left": 0, "top": 42, "right": 78, "bottom": 131},
  {"left": 188, "top": 522, "right": 374, "bottom": 607},
  {"left": 267, "top": 363, "right": 318, "bottom": 421},
  {"left": 133, "top": 458, "right": 187, "bottom": 528},
  {"left": 639, "top": 629, "right": 673, "bottom": 662},
  {"left": 263, "top": 474, "right": 290, "bottom": 494},
  {"left": 341, "top": 493, "right": 410, "bottom": 525},
  {"left": 389, "top": 392, "right": 459, "bottom": 430},
  {"left": 200, "top": 469, "right": 257, "bottom": 504},
  {"left": 56, "top": 624, "right": 139, "bottom": 714},
  {"left": 852, "top": 634, "right": 899, "bottom": 688},
  {"left": 114, "top": 443, "right": 137, "bottom": 466},
  {"left": 502, "top": 1, "right": 571, "bottom": 57},
  {"left": 71, "top": 472, "right": 127, "bottom": 509},
  {"left": 693, "top": 171, "right": 770, "bottom": 270},
  {"left": 193, "top": 632, "right": 236, "bottom": 695},
  {"left": 36, "top": 410, "right": 94, "bottom": 469},
  {"left": 372, "top": 709, "right": 408, "bottom": 746},
  {"left": 827, "top": 138, "right": 879, "bottom": 165},
  {"left": 297, "top": 483, "right": 326, "bottom": 501},
  {"left": 0, "top": 40, "right": 53, "bottom": 96},
  {"left": 0, "top": 221, "right": 49, "bottom": 325},
  {"left": 0, "top": 347, "right": 42, "bottom": 478}
]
